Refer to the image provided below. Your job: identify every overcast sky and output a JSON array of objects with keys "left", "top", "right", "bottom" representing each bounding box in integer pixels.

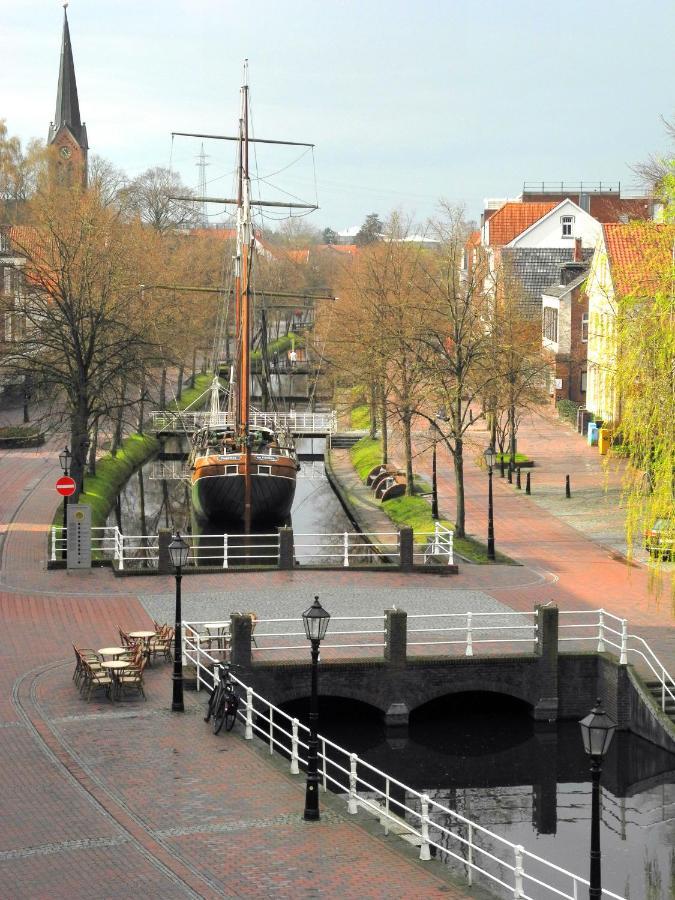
[{"left": 3, "top": 0, "right": 674, "bottom": 232}]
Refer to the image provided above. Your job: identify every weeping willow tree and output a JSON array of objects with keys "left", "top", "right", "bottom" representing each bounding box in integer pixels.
[{"left": 609, "top": 214, "right": 675, "bottom": 590}]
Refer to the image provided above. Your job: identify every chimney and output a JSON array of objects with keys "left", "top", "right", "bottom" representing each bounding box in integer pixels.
[{"left": 573, "top": 237, "right": 583, "bottom": 262}]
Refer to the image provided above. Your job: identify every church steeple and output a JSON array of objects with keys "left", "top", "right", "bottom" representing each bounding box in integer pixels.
[{"left": 48, "top": 5, "right": 88, "bottom": 183}]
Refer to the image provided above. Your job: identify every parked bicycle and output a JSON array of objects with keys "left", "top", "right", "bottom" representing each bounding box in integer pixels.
[{"left": 204, "top": 662, "right": 240, "bottom": 734}]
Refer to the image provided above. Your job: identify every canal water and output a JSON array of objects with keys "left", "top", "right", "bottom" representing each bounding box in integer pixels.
[
  {"left": 107, "top": 437, "right": 357, "bottom": 565},
  {"left": 281, "top": 694, "right": 675, "bottom": 900}
]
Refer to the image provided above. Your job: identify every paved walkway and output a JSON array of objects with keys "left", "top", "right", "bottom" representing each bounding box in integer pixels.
[
  {"left": 0, "top": 444, "right": 476, "bottom": 897},
  {"left": 0, "top": 404, "right": 673, "bottom": 898}
]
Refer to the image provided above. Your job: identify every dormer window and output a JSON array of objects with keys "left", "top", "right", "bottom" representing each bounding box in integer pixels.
[{"left": 561, "top": 215, "right": 574, "bottom": 238}]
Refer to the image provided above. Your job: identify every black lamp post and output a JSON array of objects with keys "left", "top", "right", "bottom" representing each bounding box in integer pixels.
[
  {"left": 483, "top": 445, "right": 496, "bottom": 561},
  {"left": 58, "top": 446, "right": 71, "bottom": 561},
  {"left": 579, "top": 699, "right": 616, "bottom": 900},
  {"left": 302, "top": 595, "right": 331, "bottom": 821},
  {"left": 168, "top": 532, "right": 190, "bottom": 712}
]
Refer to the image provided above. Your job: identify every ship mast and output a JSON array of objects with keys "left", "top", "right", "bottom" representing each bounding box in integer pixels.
[{"left": 237, "top": 63, "right": 254, "bottom": 532}]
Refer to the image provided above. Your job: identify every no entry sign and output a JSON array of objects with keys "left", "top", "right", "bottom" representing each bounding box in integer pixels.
[{"left": 56, "top": 475, "right": 76, "bottom": 497}]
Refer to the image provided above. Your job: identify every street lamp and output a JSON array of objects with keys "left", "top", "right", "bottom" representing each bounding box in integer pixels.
[
  {"left": 168, "top": 532, "right": 190, "bottom": 713},
  {"left": 483, "top": 445, "right": 496, "bottom": 561},
  {"left": 579, "top": 699, "right": 616, "bottom": 900},
  {"left": 58, "top": 446, "right": 71, "bottom": 560},
  {"left": 301, "top": 595, "right": 331, "bottom": 821}
]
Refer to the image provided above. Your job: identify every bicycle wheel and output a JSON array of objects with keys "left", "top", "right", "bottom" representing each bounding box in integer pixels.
[
  {"left": 224, "top": 694, "right": 239, "bottom": 731},
  {"left": 204, "top": 683, "right": 220, "bottom": 723},
  {"left": 213, "top": 693, "right": 228, "bottom": 734}
]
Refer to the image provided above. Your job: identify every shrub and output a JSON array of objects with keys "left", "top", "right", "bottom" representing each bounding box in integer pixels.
[{"left": 556, "top": 399, "right": 581, "bottom": 426}]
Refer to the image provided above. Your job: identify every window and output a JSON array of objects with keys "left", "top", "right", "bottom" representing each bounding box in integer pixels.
[
  {"left": 543, "top": 307, "right": 558, "bottom": 343},
  {"left": 3, "top": 267, "right": 11, "bottom": 295},
  {"left": 226, "top": 465, "right": 238, "bottom": 475},
  {"left": 580, "top": 371, "right": 587, "bottom": 393},
  {"left": 258, "top": 465, "right": 271, "bottom": 475},
  {"left": 581, "top": 311, "right": 589, "bottom": 342},
  {"left": 561, "top": 215, "right": 574, "bottom": 238}
]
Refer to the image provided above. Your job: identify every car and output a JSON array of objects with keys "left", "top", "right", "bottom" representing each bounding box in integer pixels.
[{"left": 645, "top": 518, "right": 674, "bottom": 560}]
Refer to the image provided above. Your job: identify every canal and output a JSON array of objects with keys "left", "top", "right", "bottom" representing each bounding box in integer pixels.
[
  {"left": 281, "top": 694, "right": 675, "bottom": 900},
  {"left": 107, "top": 437, "right": 357, "bottom": 564}
]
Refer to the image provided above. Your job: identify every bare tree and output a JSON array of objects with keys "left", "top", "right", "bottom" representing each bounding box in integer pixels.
[{"left": 123, "top": 166, "right": 200, "bottom": 233}]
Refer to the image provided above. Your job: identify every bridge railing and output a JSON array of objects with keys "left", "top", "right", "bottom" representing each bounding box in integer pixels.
[
  {"left": 249, "top": 615, "right": 386, "bottom": 655},
  {"left": 559, "top": 609, "right": 675, "bottom": 714},
  {"left": 413, "top": 522, "right": 454, "bottom": 566},
  {"left": 293, "top": 532, "right": 399, "bottom": 566},
  {"left": 185, "top": 640, "right": 623, "bottom": 899},
  {"left": 407, "top": 611, "right": 537, "bottom": 656},
  {"left": 49, "top": 525, "right": 119, "bottom": 561},
  {"left": 150, "top": 409, "right": 337, "bottom": 434}
]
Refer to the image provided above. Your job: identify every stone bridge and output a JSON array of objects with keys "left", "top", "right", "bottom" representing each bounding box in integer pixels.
[{"left": 227, "top": 606, "right": 675, "bottom": 753}]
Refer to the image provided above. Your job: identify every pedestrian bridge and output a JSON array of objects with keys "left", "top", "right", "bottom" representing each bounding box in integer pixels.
[
  {"left": 185, "top": 605, "right": 675, "bottom": 754},
  {"left": 150, "top": 409, "right": 337, "bottom": 436}
]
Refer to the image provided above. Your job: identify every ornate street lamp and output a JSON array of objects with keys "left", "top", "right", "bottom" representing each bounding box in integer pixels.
[
  {"left": 168, "top": 532, "right": 190, "bottom": 713},
  {"left": 579, "top": 699, "right": 616, "bottom": 899},
  {"left": 483, "top": 445, "right": 496, "bottom": 561},
  {"left": 301, "top": 595, "right": 331, "bottom": 821},
  {"left": 58, "top": 446, "right": 71, "bottom": 560}
]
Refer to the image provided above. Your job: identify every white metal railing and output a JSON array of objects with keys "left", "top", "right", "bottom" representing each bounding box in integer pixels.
[
  {"left": 150, "top": 410, "right": 337, "bottom": 434},
  {"left": 149, "top": 460, "right": 190, "bottom": 480},
  {"left": 50, "top": 525, "right": 119, "bottom": 562},
  {"left": 407, "top": 611, "right": 537, "bottom": 656},
  {"left": 188, "top": 534, "right": 279, "bottom": 568},
  {"left": 559, "top": 609, "right": 675, "bottom": 714},
  {"left": 293, "top": 532, "right": 399, "bottom": 566},
  {"left": 414, "top": 522, "right": 454, "bottom": 566},
  {"left": 186, "top": 641, "right": 625, "bottom": 900}
]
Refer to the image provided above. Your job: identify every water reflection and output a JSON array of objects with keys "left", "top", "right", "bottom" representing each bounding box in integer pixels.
[{"left": 280, "top": 694, "right": 675, "bottom": 900}]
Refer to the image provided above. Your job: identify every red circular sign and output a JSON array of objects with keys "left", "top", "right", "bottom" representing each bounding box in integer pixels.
[{"left": 56, "top": 476, "right": 76, "bottom": 497}]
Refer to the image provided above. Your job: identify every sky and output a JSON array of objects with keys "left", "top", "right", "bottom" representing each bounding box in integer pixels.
[{"left": 3, "top": 0, "right": 674, "bottom": 233}]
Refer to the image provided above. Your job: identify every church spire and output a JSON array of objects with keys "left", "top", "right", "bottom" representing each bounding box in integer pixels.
[{"left": 48, "top": 5, "right": 88, "bottom": 150}]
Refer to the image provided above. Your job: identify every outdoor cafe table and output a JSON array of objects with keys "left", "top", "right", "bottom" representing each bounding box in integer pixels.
[
  {"left": 100, "top": 660, "right": 129, "bottom": 700},
  {"left": 128, "top": 631, "right": 157, "bottom": 665},
  {"left": 98, "top": 647, "right": 126, "bottom": 659},
  {"left": 203, "top": 624, "right": 230, "bottom": 654}
]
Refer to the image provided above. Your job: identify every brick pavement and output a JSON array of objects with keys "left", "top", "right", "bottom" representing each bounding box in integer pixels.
[{"left": 0, "top": 448, "right": 474, "bottom": 898}]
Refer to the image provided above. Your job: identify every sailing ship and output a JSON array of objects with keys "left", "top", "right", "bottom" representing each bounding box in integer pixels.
[{"left": 188, "top": 68, "right": 313, "bottom": 532}]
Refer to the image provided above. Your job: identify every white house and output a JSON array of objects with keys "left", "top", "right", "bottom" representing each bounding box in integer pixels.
[{"left": 505, "top": 199, "right": 602, "bottom": 250}]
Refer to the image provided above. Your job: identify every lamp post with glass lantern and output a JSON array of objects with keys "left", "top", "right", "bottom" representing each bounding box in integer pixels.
[
  {"left": 58, "top": 446, "right": 71, "bottom": 560},
  {"left": 168, "top": 532, "right": 190, "bottom": 712},
  {"left": 579, "top": 699, "right": 616, "bottom": 900},
  {"left": 302, "top": 595, "right": 331, "bottom": 821},
  {"left": 483, "top": 445, "right": 496, "bottom": 561}
]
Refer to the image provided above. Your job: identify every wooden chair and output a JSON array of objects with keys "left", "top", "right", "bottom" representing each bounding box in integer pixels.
[
  {"left": 81, "top": 659, "right": 112, "bottom": 700},
  {"left": 118, "top": 658, "right": 146, "bottom": 700},
  {"left": 245, "top": 612, "right": 258, "bottom": 648}
]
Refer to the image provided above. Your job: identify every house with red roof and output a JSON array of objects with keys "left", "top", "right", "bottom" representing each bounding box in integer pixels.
[{"left": 585, "top": 222, "right": 675, "bottom": 422}]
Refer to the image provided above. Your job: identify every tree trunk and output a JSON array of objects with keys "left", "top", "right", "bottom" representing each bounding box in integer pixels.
[
  {"left": 70, "top": 400, "right": 89, "bottom": 504},
  {"left": 88, "top": 418, "right": 98, "bottom": 476},
  {"left": 159, "top": 367, "right": 167, "bottom": 409},
  {"left": 137, "top": 374, "right": 146, "bottom": 435},
  {"left": 402, "top": 411, "right": 414, "bottom": 496},
  {"left": 191, "top": 347, "right": 197, "bottom": 388},
  {"left": 176, "top": 364, "right": 184, "bottom": 401},
  {"left": 22, "top": 376, "right": 30, "bottom": 423},
  {"left": 138, "top": 467, "right": 147, "bottom": 536},
  {"left": 369, "top": 381, "right": 377, "bottom": 439},
  {"left": 508, "top": 401, "right": 516, "bottom": 467},
  {"left": 381, "top": 385, "right": 388, "bottom": 464},
  {"left": 112, "top": 378, "right": 127, "bottom": 458},
  {"left": 453, "top": 438, "right": 466, "bottom": 537}
]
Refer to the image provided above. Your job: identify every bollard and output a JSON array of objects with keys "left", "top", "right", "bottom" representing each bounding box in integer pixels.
[
  {"left": 508, "top": 463, "right": 513, "bottom": 484},
  {"left": 565, "top": 474, "right": 571, "bottom": 498},
  {"left": 516, "top": 468, "right": 521, "bottom": 489},
  {"left": 525, "top": 471, "right": 531, "bottom": 494}
]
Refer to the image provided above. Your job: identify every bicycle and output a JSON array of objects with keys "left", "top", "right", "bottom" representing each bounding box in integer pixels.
[{"left": 204, "top": 663, "right": 240, "bottom": 734}]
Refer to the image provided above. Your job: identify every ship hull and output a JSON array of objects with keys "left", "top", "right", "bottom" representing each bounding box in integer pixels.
[{"left": 191, "top": 455, "right": 297, "bottom": 530}]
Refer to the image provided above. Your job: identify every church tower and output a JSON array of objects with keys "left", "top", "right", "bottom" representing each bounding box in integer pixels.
[{"left": 48, "top": 6, "right": 88, "bottom": 186}]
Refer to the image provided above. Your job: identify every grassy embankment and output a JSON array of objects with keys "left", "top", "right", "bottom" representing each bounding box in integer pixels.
[
  {"left": 348, "top": 405, "right": 513, "bottom": 564},
  {"left": 56, "top": 373, "right": 215, "bottom": 531}
]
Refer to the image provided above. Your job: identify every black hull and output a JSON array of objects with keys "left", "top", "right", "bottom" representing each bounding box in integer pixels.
[{"left": 191, "top": 472, "right": 296, "bottom": 531}]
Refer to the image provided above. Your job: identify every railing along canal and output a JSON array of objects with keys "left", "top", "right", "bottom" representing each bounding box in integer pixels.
[
  {"left": 51, "top": 523, "right": 454, "bottom": 570},
  {"left": 184, "top": 638, "right": 626, "bottom": 900}
]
